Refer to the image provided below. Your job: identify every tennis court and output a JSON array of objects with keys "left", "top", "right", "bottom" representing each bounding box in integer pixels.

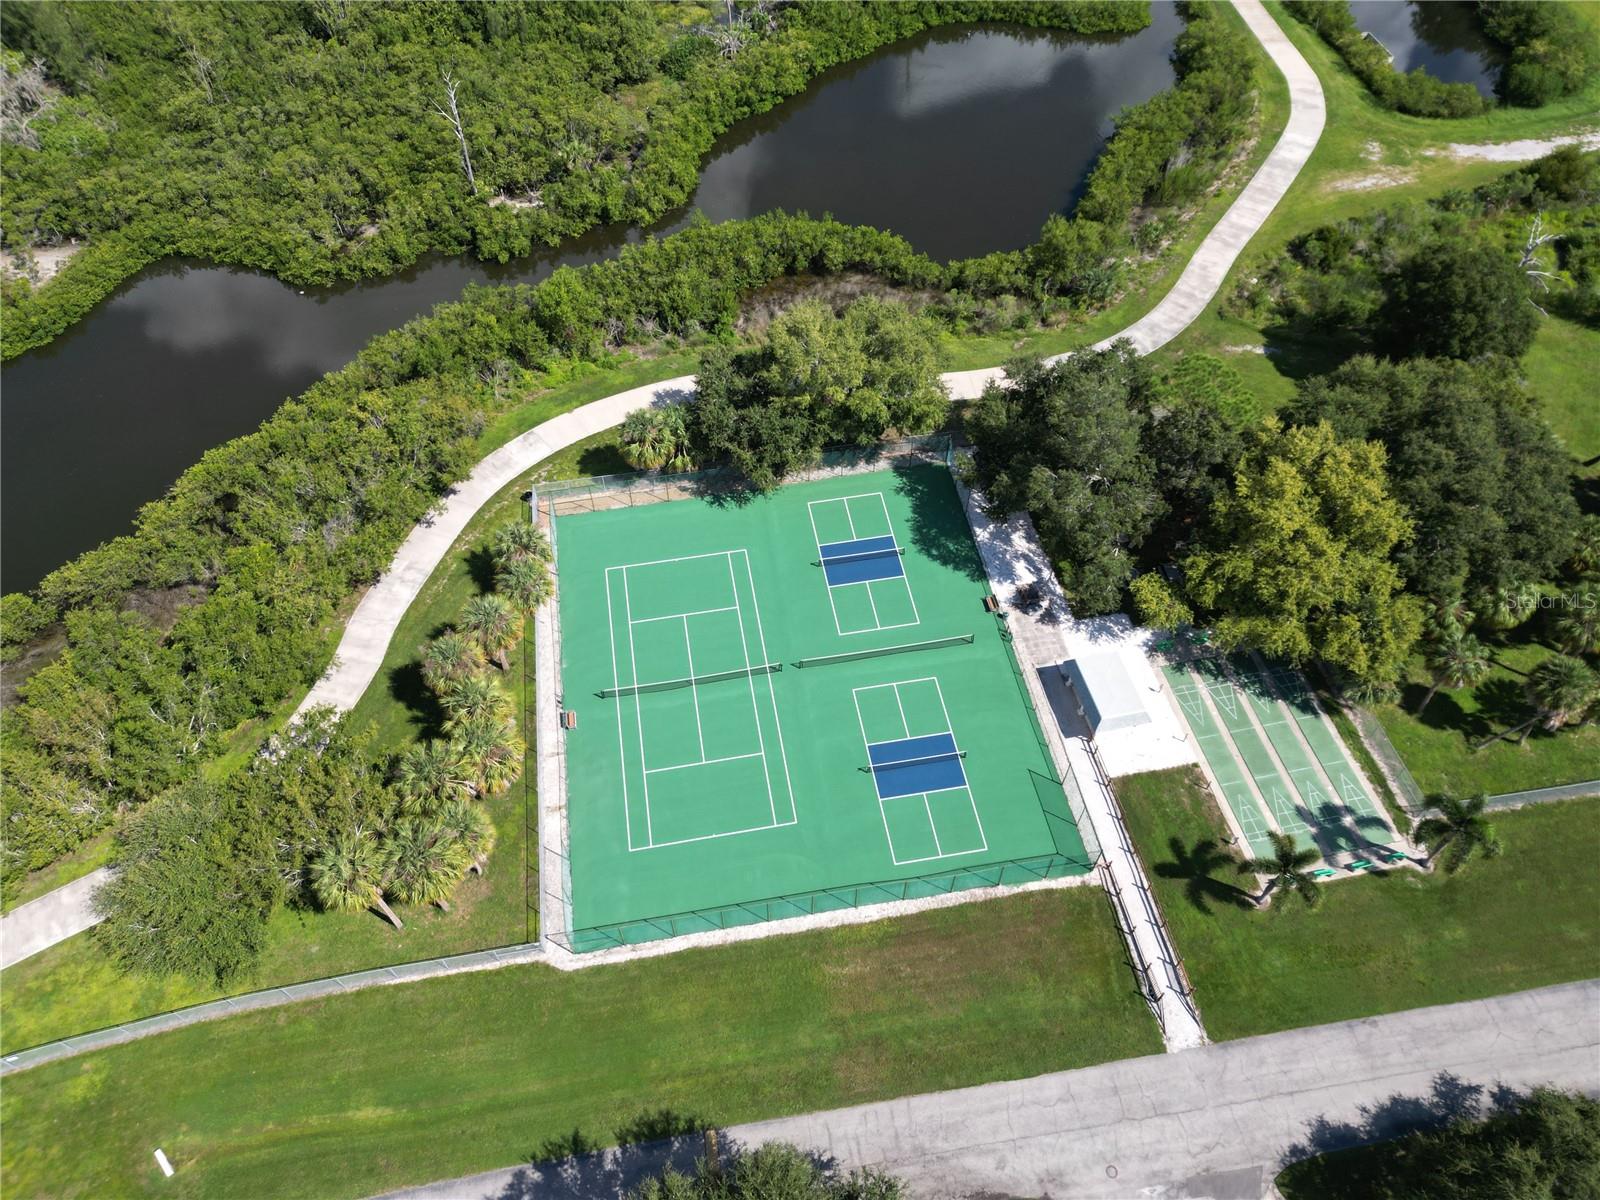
[
  {"left": 553, "top": 462, "right": 1091, "bottom": 950},
  {"left": 1162, "top": 655, "right": 1398, "bottom": 864}
]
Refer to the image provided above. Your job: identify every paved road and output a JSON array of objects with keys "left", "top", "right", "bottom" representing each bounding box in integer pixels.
[{"left": 380, "top": 979, "right": 1600, "bottom": 1200}]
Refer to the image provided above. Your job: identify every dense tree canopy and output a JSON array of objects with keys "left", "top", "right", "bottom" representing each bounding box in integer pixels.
[
  {"left": 1383, "top": 241, "right": 1541, "bottom": 361},
  {"left": 964, "top": 346, "right": 1159, "bottom": 616},
  {"left": 1287, "top": 357, "right": 1580, "bottom": 605},
  {"left": 1182, "top": 421, "right": 1424, "bottom": 685},
  {"left": 1278, "top": 1088, "right": 1600, "bottom": 1200},
  {"left": 687, "top": 297, "right": 947, "bottom": 489}
]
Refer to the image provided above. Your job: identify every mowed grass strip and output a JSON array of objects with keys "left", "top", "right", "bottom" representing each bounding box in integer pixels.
[
  {"left": 1114, "top": 768, "right": 1600, "bottom": 1042},
  {"left": 0, "top": 887, "right": 1157, "bottom": 1200}
]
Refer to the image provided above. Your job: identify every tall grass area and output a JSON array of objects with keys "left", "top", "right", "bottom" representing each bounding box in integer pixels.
[
  {"left": 0, "top": 887, "right": 1159, "bottom": 1200},
  {"left": 1115, "top": 768, "right": 1600, "bottom": 1042}
]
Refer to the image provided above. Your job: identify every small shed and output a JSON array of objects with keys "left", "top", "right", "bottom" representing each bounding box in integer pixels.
[{"left": 1059, "top": 650, "right": 1151, "bottom": 735}]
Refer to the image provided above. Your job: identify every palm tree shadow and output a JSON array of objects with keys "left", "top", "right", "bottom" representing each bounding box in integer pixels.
[
  {"left": 385, "top": 661, "right": 446, "bottom": 739},
  {"left": 466, "top": 546, "right": 499, "bottom": 595},
  {"left": 1154, "top": 836, "right": 1255, "bottom": 914},
  {"left": 1312, "top": 802, "right": 1395, "bottom": 857}
]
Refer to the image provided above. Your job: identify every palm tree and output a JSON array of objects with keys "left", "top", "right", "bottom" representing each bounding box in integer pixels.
[
  {"left": 1477, "top": 654, "right": 1600, "bottom": 748},
  {"left": 437, "top": 798, "right": 497, "bottom": 875},
  {"left": 450, "top": 714, "right": 525, "bottom": 796},
  {"left": 496, "top": 555, "right": 552, "bottom": 611},
  {"left": 620, "top": 406, "right": 695, "bottom": 473},
  {"left": 385, "top": 816, "right": 471, "bottom": 912},
  {"left": 1474, "top": 582, "right": 1539, "bottom": 633},
  {"left": 1237, "top": 830, "right": 1322, "bottom": 909},
  {"left": 1415, "top": 627, "right": 1491, "bottom": 715},
  {"left": 419, "top": 629, "right": 485, "bottom": 695},
  {"left": 392, "top": 740, "right": 474, "bottom": 816},
  {"left": 458, "top": 593, "right": 522, "bottom": 670},
  {"left": 439, "top": 673, "right": 515, "bottom": 729},
  {"left": 1415, "top": 793, "right": 1502, "bottom": 874},
  {"left": 1568, "top": 515, "right": 1600, "bottom": 576},
  {"left": 489, "top": 522, "right": 550, "bottom": 570},
  {"left": 1553, "top": 607, "right": 1600, "bottom": 657},
  {"left": 309, "top": 827, "right": 403, "bottom": 930}
]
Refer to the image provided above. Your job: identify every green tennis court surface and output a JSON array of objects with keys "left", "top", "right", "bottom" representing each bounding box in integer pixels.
[
  {"left": 1163, "top": 655, "right": 1397, "bottom": 864},
  {"left": 555, "top": 464, "right": 1090, "bottom": 951}
]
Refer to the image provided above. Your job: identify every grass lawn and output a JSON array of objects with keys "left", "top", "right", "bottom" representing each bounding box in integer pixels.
[
  {"left": 0, "top": 887, "right": 1159, "bottom": 1200},
  {"left": 1373, "top": 635, "right": 1600, "bottom": 798},
  {"left": 1114, "top": 767, "right": 1600, "bottom": 1043}
]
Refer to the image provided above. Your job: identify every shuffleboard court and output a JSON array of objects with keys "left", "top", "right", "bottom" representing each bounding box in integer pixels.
[
  {"left": 1161, "top": 664, "right": 1277, "bottom": 859},
  {"left": 1163, "top": 655, "right": 1399, "bottom": 867},
  {"left": 1192, "top": 659, "right": 1323, "bottom": 855},
  {"left": 554, "top": 463, "right": 1091, "bottom": 951}
]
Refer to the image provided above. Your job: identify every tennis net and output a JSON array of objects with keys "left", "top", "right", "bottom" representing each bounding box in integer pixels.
[
  {"left": 859, "top": 749, "right": 967, "bottom": 774},
  {"left": 598, "top": 663, "right": 781, "bottom": 699},
  {"left": 817, "top": 546, "right": 906, "bottom": 567},
  {"left": 794, "top": 633, "right": 974, "bottom": 670}
]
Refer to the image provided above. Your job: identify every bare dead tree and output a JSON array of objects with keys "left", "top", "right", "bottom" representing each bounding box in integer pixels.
[
  {"left": 432, "top": 69, "right": 476, "bottom": 193},
  {"left": 1519, "top": 212, "right": 1564, "bottom": 314},
  {"left": 185, "top": 41, "right": 216, "bottom": 104},
  {"left": 0, "top": 56, "right": 54, "bottom": 149}
]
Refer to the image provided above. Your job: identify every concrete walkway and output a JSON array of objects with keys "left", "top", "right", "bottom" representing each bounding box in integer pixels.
[
  {"left": 380, "top": 979, "right": 1600, "bottom": 1200},
  {"left": 958, "top": 486, "right": 1205, "bottom": 1051},
  {"left": 0, "top": 867, "right": 111, "bottom": 969},
  {"left": 2, "top": 0, "right": 1325, "bottom": 970}
]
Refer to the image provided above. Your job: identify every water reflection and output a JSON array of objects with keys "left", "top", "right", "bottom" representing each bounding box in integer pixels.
[
  {"left": 1, "top": 7, "right": 1180, "bottom": 592},
  {"left": 1347, "top": 1, "right": 1505, "bottom": 97}
]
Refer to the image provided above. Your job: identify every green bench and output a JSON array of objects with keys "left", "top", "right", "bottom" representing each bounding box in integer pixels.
[
  {"left": 1346, "top": 859, "right": 1374, "bottom": 872},
  {"left": 1383, "top": 849, "right": 1409, "bottom": 863},
  {"left": 1311, "top": 867, "right": 1338, "bottom": 879}
]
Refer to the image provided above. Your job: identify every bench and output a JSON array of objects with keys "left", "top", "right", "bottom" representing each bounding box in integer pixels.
[
  {"left": 1311, "top": 868, "right": 1338, "bottom": 879},
  {"left": 1346, "top": 858, "right": 1374, "bottom": 872}
]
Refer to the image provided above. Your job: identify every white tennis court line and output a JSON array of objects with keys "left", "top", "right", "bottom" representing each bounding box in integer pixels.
[
  {"left": 805, "top": 492, "right": 922, "bottom": 638},
  {"left": 851, "top": 676, "right": 987, "bottom": 867},
  {"left": 607, "top": 548, "right": 797, "bottom": 852},
  {"left": 630, "top": 605, "right": 739, "bottom": 625},
  {"left": 733, "top": 548, "right": 798, "bottom": 830}
]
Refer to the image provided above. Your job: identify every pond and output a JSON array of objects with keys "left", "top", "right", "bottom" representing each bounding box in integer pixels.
[
  {"left": 1, "top": 5, "right": 1182, "bottom": 593},
  {"left": 1347, "top": 1, "right": 1505, "bottom": 97}
]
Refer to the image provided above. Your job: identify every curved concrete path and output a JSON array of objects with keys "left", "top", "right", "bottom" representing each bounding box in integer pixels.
[
  {"left": 380, "top": 979, "right": 1600, "bottom": 1200},
  {"left": 3, "top": 0, "right": 1323, "bottom": 968}
]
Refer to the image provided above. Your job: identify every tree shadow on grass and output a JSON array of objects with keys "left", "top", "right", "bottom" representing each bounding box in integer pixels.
[
  {"left": 1152, "top": 836, "right": 1255, "bottom": 915},
  {"left": 489, "top": 1110, "right": 715, "bottom": 1199},
  {"left": 576, "top": 442, "right": 632, "bottom": 477},
  {"left": 384, "top": 660, "right": 445, "bottom": 740},
  {"left": 1397, "top": 683, "right": 1491, "bottom": 740}
]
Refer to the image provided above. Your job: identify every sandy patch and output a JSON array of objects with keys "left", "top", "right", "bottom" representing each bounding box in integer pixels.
[
  {"left": 489, "top": 191, "right": 543, "bottom": 210},
  {"left": 1431, "top": 129, "right": 1600, "bottom": 163},
  {"left": 1325, "top": 166, "right": 1418, "bottom": 192},
  {"left": 2, "top": 241, "right": 81, "bottom": 285}
]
